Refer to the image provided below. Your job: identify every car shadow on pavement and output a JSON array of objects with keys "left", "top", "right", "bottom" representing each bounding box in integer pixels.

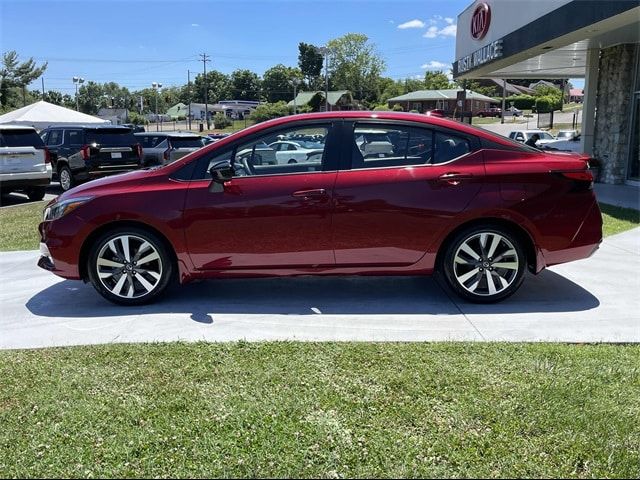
[{"left": 26, "top": 269, "right": 599, "bottom": 319}]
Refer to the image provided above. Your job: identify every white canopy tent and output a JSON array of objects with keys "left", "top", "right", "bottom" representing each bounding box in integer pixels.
[{"left": 0, "top": 101, "right": 110, "bottom": 130}]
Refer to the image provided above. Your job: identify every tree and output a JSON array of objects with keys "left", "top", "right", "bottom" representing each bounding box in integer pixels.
[
  {"left": 77, "top": 81, "right": 105, "bottom": 114},
  {"left": 193, "top": 70, "right": 232, "bottom": 104},
  {"left": 262, "top": 64, "right": 303, "bottom": 102},
  {"left": 0, "top": 51, "right": 47, "bottom": 109},
  {"left": 423, "top": 71, "right": 452, "bottom": 90},
  {"left": 298, "top": 42, "right": 324, "bottom": 89},
  {"left": 249, "top": 101, "right": 292, "bottom": 123},
  {"left": 230, "top": 69, "right": 261, "bottom": 101},
  {"left": 326, "top": 33, "right": 385, "bottom": 104},
  {"left": 43, "top": 90, "right": 64, "bottom": 105}
]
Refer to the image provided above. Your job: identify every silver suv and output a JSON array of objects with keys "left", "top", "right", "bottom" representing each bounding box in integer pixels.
[
  {"left": 0, "top": 125, "right": 52, "bottom": 201},
  {"left": 135, "top": 132, "right": 205, "bottom": 166}
]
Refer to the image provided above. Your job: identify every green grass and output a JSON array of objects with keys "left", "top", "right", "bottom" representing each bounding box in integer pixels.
[
  {"left": 0, "top": 200, "right": 45, "bottom": 251},
  {"left": 0, "top": 342, "right": 638, "bottom": 478},
  {"left": 601, "top": 203, "right": 640, "bottom": 237},
  {"left": 0, "top": 200, "right": 638, "bottom": 252}
]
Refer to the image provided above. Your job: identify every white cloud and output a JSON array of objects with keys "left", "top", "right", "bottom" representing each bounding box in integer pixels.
[
  {"left": 421, "top": 60, "right": 448, "bottom": 70},
  {"left": 397, "top": 19, "right": 425, "bottom": 29},
  {"left": 191, "top": 23, "right": 200, "bottom": 27},
  {"left": 423, "top": 23, "right": 457, "bottom": 38},
  {"left": 445, "top": 17, "right": 454, "bottom": 24},
  {"left": 388, "top": 20, "right": 395, "bottom": 24},
  {"left": 423, "top": 26, "right": 439, "bottom": 38},
  {"left": 439, "top": 24, "right": 457, "bottom": 37}
]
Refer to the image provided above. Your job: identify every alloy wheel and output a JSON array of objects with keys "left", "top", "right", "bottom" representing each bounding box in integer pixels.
[
  {"left": 452, "top": 232, "right": 519, "bottom": 296},
  {"left": 95, "top": 234, "right": 163, "bottom": 299},
  {"left": 59, "top": 168, "right": 72, "bottom": 191}
]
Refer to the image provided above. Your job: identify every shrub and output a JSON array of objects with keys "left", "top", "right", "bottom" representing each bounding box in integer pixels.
[
  {"left": 508, "top": 95, "right": 536, "bottom": 110},
  {"left": 212, "top": 112, "right": 232, "bottom": 129},
  {"left": 534, "top": 95, "right": 562, "bottom": 113},
  {"left": 249, "top": 101, "right": 292, "bottom": 123},
  {"left": 392, "top": 103, "right": 404, "bottom": 112},
  {"left": 373, "top": 104, "right": 391, "bottom": 111}
]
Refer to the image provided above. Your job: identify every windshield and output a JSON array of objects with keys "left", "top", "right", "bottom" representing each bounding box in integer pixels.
[
  {"left": 538, "top": 132, "right": 555, "bottom": 140},
  {"left": 87, "top": 129, "right": 136, "bottom": 146},
  {"left": 0, "top": 129, "right": 45, "bottom": 148},
  {"left": 170, "top": 137, "right": 203, "bottom": 148},
  {"left": 557, "top": 131, "right": 574, "bottom": 139}
]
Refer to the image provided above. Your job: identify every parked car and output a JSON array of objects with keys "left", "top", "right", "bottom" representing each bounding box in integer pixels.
[
  {"left": 236, "top": 141, "right": 277, "bottom": 166},
  {"left": 555, "top": 129, "right": 579, "bottom": 140},
  {"left": 355, "top": 128, "right": 394, "bottom": 158},
  {"left": 135, "top": 132, "right": 205, "bottom": 166},
  {"left": 38, "top": 111, "right": 602, "bottom": 306},
  {"left": 208, "top": 133, "right": 231, "bottom": 142},
  {"left": 476, "top": 107, "right": 502, "bottom": 118},
  {"left": 40, "top": 125, "right": 143, "bottom": 192},
  {"left": 543, "top": 134, "right": 583, "bottom": 153},
  {"left": 122, "top": 123, "right": 145, "bottom": 133},
  {"left": 0, "top": 125, "right": 52, "bottom": 200},
  {"left": 425, "top": 109, "right": 445, "bottom": 117},
  {"left": 268, "top": 140, "right": 324, "bottom": 164},
  {"left": 503, "top": 106, "right": 523, "bottom": 117},
  {"left": 508, "top": 130, "right": 556, "bottom": 147}
]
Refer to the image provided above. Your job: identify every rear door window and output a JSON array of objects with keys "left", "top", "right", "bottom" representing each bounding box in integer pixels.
[
  {"left": 0, "top": 129, "right": 45, "bottom": 148},
  {"left": 46, "top": 130, "right": 63, "bottom": 146},
  {"left": 351, "top": 123, "right": 433, "bottom": 169},
  {"left": 65, "top": 129, "right": 84, "bottom": 146},
  {"left": 169, "top": 137, "right": 203, "bottom": 148},
  {"left": 86, "top": 129, "right": 136, "bottom": 146}
]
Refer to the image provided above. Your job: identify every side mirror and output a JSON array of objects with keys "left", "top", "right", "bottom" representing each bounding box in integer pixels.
[{"left": 208, "top": 160, "right": 233, "bottom": 193}]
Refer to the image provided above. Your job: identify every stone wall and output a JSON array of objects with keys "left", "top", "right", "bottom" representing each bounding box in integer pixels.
[{"left": 593, "top": 44, "right": 638, "bottom": 184}]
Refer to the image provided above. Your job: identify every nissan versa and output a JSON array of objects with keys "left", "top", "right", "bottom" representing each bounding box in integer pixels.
[{"left": 38, "top": 112, "right": 602, "bottom": 305}]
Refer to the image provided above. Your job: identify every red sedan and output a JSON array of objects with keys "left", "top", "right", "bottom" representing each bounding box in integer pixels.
[{"left": 38, "top": 112, "right": 602, "bottom": 305}]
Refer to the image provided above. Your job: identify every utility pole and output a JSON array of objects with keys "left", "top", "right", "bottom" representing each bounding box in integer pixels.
[
  {"left": 290, "top": 78, "right": 301, "bottom": 114},
  {"left": 199, "top": 53, "right": 211, "bottom": 130},
  {"left": 187, "top": 69, "right": 192, "bottom": 130},
  {"left": 501, "top": 78, "right": 507, "bottom": 124},
  {"left": 41, "top": 77, "right": 45, "bottom": 97}
]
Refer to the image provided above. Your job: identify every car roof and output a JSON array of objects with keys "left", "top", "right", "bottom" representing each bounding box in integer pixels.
[
  {"left": 134, "top": 131, "right": 200, "bottom": 137},
  {"left": 42, "top": 124, "right": 132, "bottom": 130},
  {"left": 0, "top": 124, "right": 37, "bottom": 131}
]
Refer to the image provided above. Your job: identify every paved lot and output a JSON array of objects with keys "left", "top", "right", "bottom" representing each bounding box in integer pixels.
[
  {"left": 1, "top": 228, "right": 638, "bottom": 349},
  {"left": 0, "top": 182, "right": 61, "bottom": 208}
]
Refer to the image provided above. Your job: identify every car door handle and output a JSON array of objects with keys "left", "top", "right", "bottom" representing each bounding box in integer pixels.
[
  {"left": 438, "top": 172, "right": 473, "bottom": 185},
  {"left": 292, "top": 188, "right": 328, "bottom": 199}
]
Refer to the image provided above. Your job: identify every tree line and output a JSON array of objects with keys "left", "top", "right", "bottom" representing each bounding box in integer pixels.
[{"left": 1, "top": 33, "right": 568, "bottom": 118}]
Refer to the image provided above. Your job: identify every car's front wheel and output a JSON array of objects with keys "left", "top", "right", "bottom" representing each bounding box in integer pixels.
[
  {"left": 441, "top": 226, "right": 526, "bottom": 303},
  {"left": 87, "top": 227, "right": 174, "bottom": 305}
]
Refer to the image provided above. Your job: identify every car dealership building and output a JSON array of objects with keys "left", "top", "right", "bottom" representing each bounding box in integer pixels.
[{"left": 453, "top": 0, "right": 640, "bottom": 185}]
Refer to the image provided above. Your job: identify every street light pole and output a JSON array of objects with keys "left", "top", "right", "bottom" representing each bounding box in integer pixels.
[
  {"left": 72, "top": 76, "right": 84, "bottom": 111},
  {"left": 317, "top": 46, "right": 329, "bottom": 112},
  {"left": 290, "top": 78, "right": 301, "bottom": 114},
  {"left": 152, "top": 82, "right": 162, "bottom": 132}
]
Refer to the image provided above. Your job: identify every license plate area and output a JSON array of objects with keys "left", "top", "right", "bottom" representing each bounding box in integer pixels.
[{"left": 111, "top": 152, "right": 122, "bottom": 159}]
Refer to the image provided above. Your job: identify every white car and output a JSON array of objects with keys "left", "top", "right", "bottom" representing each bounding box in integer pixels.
[
  {"left": 0, "top": 125, "right": 52, "bottom": 200},
  {"left": 508, "top": 130, "right": 556, "bottom": 147},
  {"left": 268, "top": 140, "right": 324, "bottom": 164},
  {"left": 354, "top": 129, "right": 394, "bottom": 158},
  {"left": 543, "top": 134, "right": 583, "bottom": 153}
]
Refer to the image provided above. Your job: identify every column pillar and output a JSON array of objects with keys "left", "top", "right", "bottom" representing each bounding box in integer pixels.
[{"left": 580, "top": 48, "right": 599, "bottom": 156}]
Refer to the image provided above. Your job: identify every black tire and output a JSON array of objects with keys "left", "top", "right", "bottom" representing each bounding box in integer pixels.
[
  {"left": 58, "top": 165, "right": 74, "bottom": 192},
  {"left": 87, "top": 226, "right": 174, "bottom": 305},
  {"left": 441, "top": 225, "right": 526, "bottom": 303},
  {"left": 27, "top": 186, "right": 46, "bottom": 201},
  {"left": 287, "top": 158, "right": 297, "bottom": 164}
]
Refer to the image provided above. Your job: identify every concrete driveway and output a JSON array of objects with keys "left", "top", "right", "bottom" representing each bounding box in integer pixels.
[{"left": 1, "top": 228, "right": 638, "bottom": 349}]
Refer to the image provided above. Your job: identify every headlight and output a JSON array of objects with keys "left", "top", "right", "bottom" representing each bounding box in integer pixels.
[{"left": 43, "top": 196, "right": 93, "bottom": 221}]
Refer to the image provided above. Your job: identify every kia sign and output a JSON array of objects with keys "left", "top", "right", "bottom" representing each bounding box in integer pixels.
[{"left": 471, "top": 2, "right": 491, "bottom": 40}]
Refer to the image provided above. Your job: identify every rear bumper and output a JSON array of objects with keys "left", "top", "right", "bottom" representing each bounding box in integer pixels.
[
  {"left": 542, "top": 200, "right": 603, "bottom": 267},
  {"left": 0, "top": 167, "right": 52, "bottom": 189},
  {"left": 74, "top": 164, "right": 142, "bottom": 181}
]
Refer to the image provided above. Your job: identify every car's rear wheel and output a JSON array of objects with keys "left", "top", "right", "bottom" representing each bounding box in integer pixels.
[
  {"left": 87, "top": 227, "right": 174, "bottom": 305},
  {"left": 288, "top": 158, "right": 297, "bottom": 164},
  {"left": 442, "top": 226, "right": 526, "bottom": 303},
  {"left": 58, "top": 165, "right": 74, "bottom": 192},
  {"left": 27, "top": 186, "right": 46, "bottom": 201}
]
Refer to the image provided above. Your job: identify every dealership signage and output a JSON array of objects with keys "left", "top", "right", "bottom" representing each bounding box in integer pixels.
[
  {"left": 471, "top": 3, "right": 491, "bottom": 40},
  {"left": 456, "top": 39, "right": 503, "bottom": 73}
]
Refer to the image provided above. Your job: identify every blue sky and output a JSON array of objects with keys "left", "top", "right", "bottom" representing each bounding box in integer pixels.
[{"left": 0, "top": 0, "right": 583, "bottom": 94}]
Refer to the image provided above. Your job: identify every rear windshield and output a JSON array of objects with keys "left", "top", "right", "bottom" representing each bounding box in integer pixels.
[
  {"left": 0, "top": 129, "right": 45, "bottom": 148},
  {"left": 86, "top": 129, "right": 136, "bottom": 146},
  {"left": 169, "top": 137, "right": 203, "bottom": 148}
]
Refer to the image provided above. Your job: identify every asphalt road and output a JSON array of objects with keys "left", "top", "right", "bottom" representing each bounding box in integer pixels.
[{"left": 1, "top": 228, "right": 638, "bottom": 349}]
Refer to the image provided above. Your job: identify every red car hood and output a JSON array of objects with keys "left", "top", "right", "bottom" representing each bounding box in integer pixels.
[{"left": 55, "top": 169, "right": 156, "bottom": 203}]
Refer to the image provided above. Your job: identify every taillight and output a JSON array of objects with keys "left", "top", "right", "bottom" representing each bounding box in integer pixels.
[
  {"left": 559, "top": 170, "right": 594, "bottom": 182},
  {"left": 44, "top": 148, "right": 51, "bottom": 164},
  {"left": 81, "top": 144, "right": 90, "bottom": 160}
]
